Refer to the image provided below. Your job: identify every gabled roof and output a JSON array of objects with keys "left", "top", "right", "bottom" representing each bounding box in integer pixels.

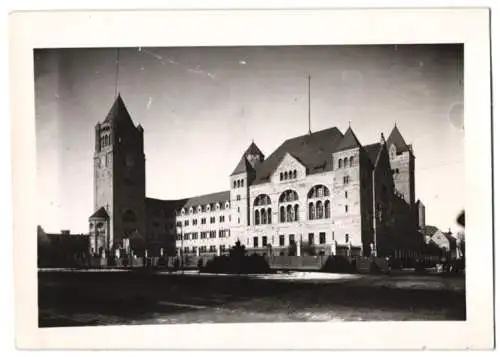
[
  {"left": 253, "top": 127, "right": 344, "bottom": 184},
  {"left": 422, "top": 225, "right": 439, "bottom": 236},
  {"left": 363, "top": 143, "right": 382, "bottom": 166},
  {"left": 103, "top": 94, "right": 134, "bottom": 125},
  {"left": 334, "top": 127, "right": 362, "bottom": 153},
  {"left": 231, "top": 156, "right": 253, "bottom": 176},
  {"left": 89, "top": 207, "right": 109, "bottom": 220},
  {"left": 386, "top": 125, "right": 411, "bottom": 154}
]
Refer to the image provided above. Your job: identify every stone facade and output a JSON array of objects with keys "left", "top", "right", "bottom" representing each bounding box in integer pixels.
[{"left": 89, "top": 96, "right": 421, "bottom": 259}]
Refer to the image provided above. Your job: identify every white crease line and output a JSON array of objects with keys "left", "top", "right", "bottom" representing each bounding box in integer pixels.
[{"left": 158, "top": 301, "right": 208, "bottom": 310}]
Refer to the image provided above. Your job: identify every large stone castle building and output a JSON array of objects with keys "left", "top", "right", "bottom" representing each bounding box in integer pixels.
[{"left": 89, "top": 94, "right": 421, "bottom": 259}]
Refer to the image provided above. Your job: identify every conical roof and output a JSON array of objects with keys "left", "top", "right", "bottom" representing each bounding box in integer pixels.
[
  {"left": 89, "top": 206, "right": 109, "bottom": 220},
  {"left": 334, "top": 127, "right": 362, "bottom": 153},
  {"left": 387, "top": 125, "right": 410, "bottom": 154},
  {"left": 103, "top": 93, "right": 134, "bottom": 125}
]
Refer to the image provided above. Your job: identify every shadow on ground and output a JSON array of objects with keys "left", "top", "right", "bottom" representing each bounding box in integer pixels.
[{"left": 38, "top": 270, "right": 466, "bottom": 327}]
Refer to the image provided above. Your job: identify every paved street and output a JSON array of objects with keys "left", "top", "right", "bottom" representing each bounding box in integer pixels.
[{"left": 38, "top": 270, "right": 465, "bottom": 327}]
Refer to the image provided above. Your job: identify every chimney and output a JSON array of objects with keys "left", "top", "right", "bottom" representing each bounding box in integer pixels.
[{"left": 380, "top": 133, "right": 385, "bottom": 144}]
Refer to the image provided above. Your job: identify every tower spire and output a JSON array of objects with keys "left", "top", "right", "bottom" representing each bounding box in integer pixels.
[
  {"left": 114, "top": 48, "right": 120, "bottom": 98},
  {"left": 307, "top": 74, "right": 311, "bottom": 135}
]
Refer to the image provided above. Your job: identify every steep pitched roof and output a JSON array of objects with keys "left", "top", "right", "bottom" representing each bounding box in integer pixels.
[
  {"left": 334, "top": 127, "right": 362, "bottom": 153},
  {"left": 386, "top": 125, "right": 410, "bottom": 154},
  {"left": 423, "top": 225, "right": 439, "bottom": 236},
  {"left": 244, "top": 142, "right": 264, "bottom": 158},
  {"left": 103, "top": 94, "right": 134, "bottom": 125},
  {"left": 231, "top": 156, "right": 253, "bottom": 176},
  {"left": 253, "top": 127, "right": 344, "bottom": 184},
  {"left": 89, "top": 207, "right": 109, "bottom": 220},
  {"left": 363, "top": 143, "right": 382, "bottom": 166}
]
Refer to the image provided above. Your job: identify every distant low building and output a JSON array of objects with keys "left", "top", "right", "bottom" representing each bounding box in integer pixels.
[{"left": 422, "top": 225, "right": 459, "bottom": 260}]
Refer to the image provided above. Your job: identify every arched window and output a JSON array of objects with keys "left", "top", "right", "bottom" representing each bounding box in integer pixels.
[
  {"left": 309, "top": 202, "right": 315, "bottom": 220},
  {"left": 293, "top": 170, "right": 297, "bottom": 179},
  {"left": 324, "top": 200, "right": 331, "bottom": 219},
  {"left": 255, "top": 210, "right": 260, "bottom": 225},
  {"left": 338, "top": 158, "right": 343, "bottom": 168},
  {"left": 284, "top": 172, "right": 288, "bottom": 180},
  {"left": 288, "top": 171, "right": 293, "bottom": 179},
  {"left": 307, "top": 185, "right": 330, "bottom": 199},
  {"left": 316, "top": 201, "right": 324, "bottom": 219},
  {"left": 241, "top": 179, "right": 245, "bottom": 187},
  {"left": 294, "top": 204, "right": 299, "bottom": 222},
  {"left": 261, "top": 208, "right": 267, "bottom": 224},
  {"left": 267, "top": 207, "right": 272, "bottom": 224},
  {"left": 279, "top": 190, "right": 299, "bottom": 203},
  {"left": 280, "top": 173, "right": 283, "bottom": 181},
  {"left": 280, "top": 206, "right": 286, "bottom": 223},
  {"left": 349, "top": 156, "right": 354, "bottom": 167},
  {"left": 343, "top": 157, "right": 348, "bottom": 167},
  {"left": 233, "top": 181, "right": 237, "bottom": 188},
  {"left": 123, "top": 209, "right": 136, "bottom": 223},
  {"left": 254, "top": 194, "right": 271, "bottom": 207},
  {"left": 286, "top": 205, "right": 293, "bottom": 222}
]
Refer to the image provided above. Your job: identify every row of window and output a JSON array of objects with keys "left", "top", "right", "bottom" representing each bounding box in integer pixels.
[
  {"left": 279, "top": 170, "right": 297, "bottom": 181},
  {"left": 253, "top": 184, "right": 347, "bottom": 209},
  {"left": 100, "top": 134, "right": 111, "bottom": 149},
  {"left": 308, "top": 200, "right": 332, "bottom": 220},
  {"left": 180, "top": 245, "right": 227, "bottom": 254},
  {"left": 179, "top": 202, "right": 230, "bottom": 216},
  {"left": 249, "top": 232, "right": 350, "bottom": 248},
  {"left": 181, "top": 215, "right": 228, "bottom": 227},
  {"left": 176, "top": 229, "right": 231, "bottom": 240},
  {"left": 338, "top": 156, "right": 355, "bottom": 169},
  {"left": 233, "top": 179, "right": 245, "bottom": 188}
]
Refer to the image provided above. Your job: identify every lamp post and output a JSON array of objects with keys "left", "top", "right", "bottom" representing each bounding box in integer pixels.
[{"left": 176, "top": 224, "right": 184, "bottom": 273}]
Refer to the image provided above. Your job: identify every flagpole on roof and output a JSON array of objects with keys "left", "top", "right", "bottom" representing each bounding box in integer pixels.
[
  {"left": 308, "top": 74, "right": 312, "bottom": 135},
  {"left": 114, "top": 48, "right": 120, "bottom": 98}
]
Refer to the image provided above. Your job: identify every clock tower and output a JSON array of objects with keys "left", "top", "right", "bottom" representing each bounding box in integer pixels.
[{"left": 89, "top": 94, "right": 146, "bottom": 255}]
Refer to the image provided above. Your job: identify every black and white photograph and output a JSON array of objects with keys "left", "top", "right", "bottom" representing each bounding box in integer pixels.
[
  {"left": 11, "top": 8, "right": 493, "bottom": 350},
  {"left": 35, "top": 43, "right": 467, "bottom": 326}
]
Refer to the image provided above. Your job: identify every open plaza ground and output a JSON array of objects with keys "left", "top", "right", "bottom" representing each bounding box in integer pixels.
[{"left": 38, "top": 270, "right": 465, "bottom": 327}]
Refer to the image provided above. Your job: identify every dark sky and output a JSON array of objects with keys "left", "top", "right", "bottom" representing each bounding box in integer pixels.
[{"left": 35, "top": 44, "right": 464, "bottom": 233}]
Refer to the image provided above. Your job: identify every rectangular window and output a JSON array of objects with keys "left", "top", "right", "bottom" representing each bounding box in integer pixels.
[
  {"left": 345, "top": 233, "right": 349, "bottom": 243},
  {"left": 343, "top": 176, "right": 350, "bottom": 184},
  {"left": 220, "top": 245, "right": 226, "bottom": 253},
  {"left": 184, "top": 220, "right": 189, "bottom": 226},
  {"left": 238, "top": 218, "right": 240, "bottom": 224},
  {"left": 345, "top": 191, "right": 348, "bottom": 198},
  {"left": 319, "top": 232, "right": 326, "bottom": 244},
  {"left": 192, "top": 219, "right": 197, "bottom": 225},
  {"left": 237, "top": 207, "right": 240, "bottom": 213},
  {"left": 332, "top": 231, "right": 335, "bottom": 241},
  {"left": 219, "top": 216, "right": 225, "bottom": 223},
  {"left": 227, "top": 229, "right": 231, "bottom": 237},
  {"left": 183, "top": 233, "right": 189, "bottom": 240},
  {"left": 253, "top": 236, "right": 258, "bottom": 248},
  {"left": 308, "top": 233, "right": 314, "bottom": 245},
  {"left": 237, "top": 195, "right": 241, "bottom": 201},
  {"left": 201, "top": 218, "right": 206, "bottom": 224},
  {"left": 345, "top": 205, "right": 349, "bottom": 213},
  {"left": 229, "top": 215, "right": 231, "bottom": 222},
  {"left": 279, "top": 235, "right": 285, "bottom": 246},
  {"left": 289, "top": 234, "right": 295, "bottom": 245},
  {"left": 262, "top": 236, "right": 268, "bottom": 247}
]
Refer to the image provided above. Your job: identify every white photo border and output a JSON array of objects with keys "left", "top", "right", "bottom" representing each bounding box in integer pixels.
[{"left": 10, "top": 8, "right": 493, "bottom": 350}]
